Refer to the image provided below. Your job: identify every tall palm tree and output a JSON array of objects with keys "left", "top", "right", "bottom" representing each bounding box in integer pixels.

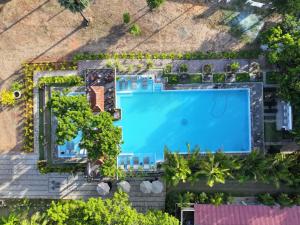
[
  {"left": 162, "top": 147, "right": 191, "bottom": 186},
  {"left": 58, "top": 0, "right": 91, "bottom": 25},
  {"left": 190, "top": 152, "right": 233, "bottom": 187}
]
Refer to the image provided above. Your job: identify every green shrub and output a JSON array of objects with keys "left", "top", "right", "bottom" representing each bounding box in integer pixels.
[
  {"left": 210, "top": 193, "right": 224, "bottom": 206},
  {"left": 146, "top": 59, "right": 154, "bottom": 69},
  {"left": 226, "top": 194, "right": 234, "bottom": 204},
  {"left": 236, "top": 72, "right": 250, "bottom": 82},
  {"left": 258, "top": 193, "right": 276, "bottom": 206},
  {"left": 123, "top": 12, "right": 131, "bottom": 24},
  {"left": 178, "top": 192, "right": 195, "bottom": 208},
  {"left": 164, "top": 64, "right": 172, "bottom": 73},
  {"left": 197, "top": 192, "right": 208, "bottom": 204},
  {"left": 38, "top": 75, "right": 84, "bottom": 88},
  {"left": 277, "top": 193, "right": 293, "bottom": 207},
  {"left": 230, "top": 61, "right": 240, "bottom": 72},
  {"left": 203, "top": 64, "right": 213, "bottom": 74},
  {"left": 0, "top": 89, "right": 15, "bottom": 106},
  {"left": 146, "top": 0, "right": 165, "bottom": 10},
  {"left": 10, "top": 81, "right": 24, "bottom": 92},
  {"left": 179, "top": 63, "right": 188, "bottom": 73},
  {"left": 293, "top": 194, "right": 300, "bottom": 205},
  {"left": 266, "top": 71, "right": 280, "bottom": 84},
  {"left": 213, "top": 73, "right": 226, "bottom": 83},
  {"left": 163, "top": 74, "right": 179, "bottom": 84},
  {"left": 189, "top": 74, "right": 202, "bottom": 83},
  {"left": 130, "top": 24, "right": 141, "bottom": 36}
]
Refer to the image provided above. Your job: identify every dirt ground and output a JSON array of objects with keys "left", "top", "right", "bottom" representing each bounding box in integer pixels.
[{"left": 0, "top": 0, "right": 259, "bottom": 152}]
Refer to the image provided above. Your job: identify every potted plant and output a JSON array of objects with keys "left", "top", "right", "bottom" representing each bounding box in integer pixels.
[
  {"left": 10, "top": 81, "right": 23, "bottom": 100},
  {"left": 230, "top": 61, "right": 240, "bottom": 73},
  {"left": 202, "top": 64, "right": 213, "bottom": 75}
]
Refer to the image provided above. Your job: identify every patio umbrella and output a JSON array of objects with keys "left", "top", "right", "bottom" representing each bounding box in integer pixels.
[
  {"left": 96, "top": 182, "right": 110, "bottom": 196},
  {"left": 140, "top": 181, "right": 152, "bottom": 194},
  {"left": 117, "top": 181, "right": 131, "bottom": 193},
  {"left": 151, "top": 180, "right": 164, "bottom": 194}
]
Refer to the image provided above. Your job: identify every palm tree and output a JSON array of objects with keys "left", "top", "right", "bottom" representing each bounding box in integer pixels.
[
  {"left": 191, "top": 152, "right": 233, "bottom": 187},
  {"left": 58, "top": 0, "right": 91, "bottom": 25},
  {"left": 162, "top": 147, "right": 191, "bottom": 186}
]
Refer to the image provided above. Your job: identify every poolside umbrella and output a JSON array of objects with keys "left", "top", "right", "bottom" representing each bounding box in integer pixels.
[
  {"left": 151, "top": 180, "right": 164, "bottom": 194},
  {"left": 140, "top": 181, "right": 152, "bottom": 194},
  {"left": 117, "top": 181, "right": 131, "bottom": 193},
  {"left": 96, "top": 182, "right": 110, "bottom": 196}
]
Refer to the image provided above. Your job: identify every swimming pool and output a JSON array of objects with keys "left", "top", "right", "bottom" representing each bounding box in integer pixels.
[{"left": 115, "top": 87, "right": 251, "bottom": 163}]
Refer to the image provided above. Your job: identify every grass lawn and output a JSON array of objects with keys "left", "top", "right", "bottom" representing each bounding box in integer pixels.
[{"left": 264, "top": 122, "right": 282, "bottom": 142}]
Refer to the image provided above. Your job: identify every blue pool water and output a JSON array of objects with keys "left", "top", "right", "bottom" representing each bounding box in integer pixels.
[{"left": 115, "top": 89, "right": 251, "bottom": 162}]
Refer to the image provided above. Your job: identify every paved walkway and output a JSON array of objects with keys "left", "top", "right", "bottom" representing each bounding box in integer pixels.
[{"left": 0, "top": 153, "right": 165, "bottom": 212}]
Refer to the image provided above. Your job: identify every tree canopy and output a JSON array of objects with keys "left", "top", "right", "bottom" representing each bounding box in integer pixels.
[
  {"left": 58, "top": 0, "right": 91, "bottom": 13},
  {"left": 271, "top": 0, "right": 300, "bottom": 15},
  {"left": 1, "top": 192, "right": 179, "bottom": 225},
  {"left": 49, "top": 91, "right": 122, "bottom": 177},
  {"left": 261, "top": 15, "right": 300, "bottom": 142}
]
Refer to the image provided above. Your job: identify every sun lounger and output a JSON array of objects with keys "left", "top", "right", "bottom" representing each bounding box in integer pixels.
[
  {"left": 143, "top": 157, "right": 150, "bottom": 170},
  {"left": 133, "top": 157, "right": 139, "bottom": 170}
]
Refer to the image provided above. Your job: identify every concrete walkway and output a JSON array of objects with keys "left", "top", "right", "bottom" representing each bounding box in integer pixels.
[{"left": 0, "top": 153, "right": 165, "bottom": 212}]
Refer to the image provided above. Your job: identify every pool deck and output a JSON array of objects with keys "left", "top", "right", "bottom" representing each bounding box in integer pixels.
[{"left": 168, "top": 82, "right": 264, "bottom": 152}]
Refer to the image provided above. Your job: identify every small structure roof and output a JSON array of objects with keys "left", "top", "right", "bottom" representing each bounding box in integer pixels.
[
  {"left": 194, "top": 204, "right": 300, "bottom": 225},
  {"left": 89, "top": 86, "right": 104, "bottom": 113}
]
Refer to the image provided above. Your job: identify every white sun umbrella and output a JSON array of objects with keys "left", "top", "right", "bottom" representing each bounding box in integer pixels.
[
  {"left": 96, "top": 182, "right": 110, "bottom": 196},
  {"left": 151, "top": 180, "right": 164, "bottom": 194},
  {"left": 117, "top": 180, "right": 131, "bottom": 193},
  {"left": 140, "top": 181, "right": 152, "bottom": 194}
]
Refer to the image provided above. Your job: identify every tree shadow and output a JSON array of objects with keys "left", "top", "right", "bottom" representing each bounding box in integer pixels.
[{"left": 0, "top": 0, "right": 50, "bottom": 35}]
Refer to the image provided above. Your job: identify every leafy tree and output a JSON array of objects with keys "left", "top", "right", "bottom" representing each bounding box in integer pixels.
[
  {"left": 49, "top": 92, "right": 93, "bottom": 145},
  {"left": 80, "top": 112, "right": 122, "bottom": 160},
  {"left": 162, "top": 148, "right": 191, "bottom": 186},
  {"left": 129, "top": 24, "right": 141, "bottom": 36},
  {"left": 189, "top": 152, "right": 235, "bottom": 187},
  {"left": 0, "top": 89, "right": 15, "bottom": 106},
  {"left": 271, "top": 0, "right": 300, "bottom": 15},
  {"left": 58, "top": 0, "right": 91, "bottom": 24},
  {"left": 46, "top": 191, "right": 179, "bottom": 225},
  {"left": 146, "top": 0, "right": 165, "bottom": 10},
  {"left": 123, "top": 12, "right": 131, "bottom": 24}
]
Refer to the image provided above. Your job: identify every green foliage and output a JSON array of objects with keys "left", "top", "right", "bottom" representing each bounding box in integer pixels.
[
  {"left": 0, "top": 89, "right": 15, "bottom": 106},
  {"left": 162, "top": 148, "right": 191, "bottom": 186},
  {"left": 46, "top": 191, "right": 179, "bottom": 225},
  {"left": 72, "top": 50, "right": 261, "bottom": 62},
  {"left": 258, "top": 193, "right": 276, "bottom": 206},
  {"left": 236, "top": 72, "right": 250, "bottom": 82},
  {"left": 276, "top": 193, "right": 293, "bottom": 207},
  {"left": 203, "top": 64, "right": 213, "bottom": 74},
  {"left": 179, "top": 64, "right": 188, "bottom": 73},
  {"left": 10, "top": 81, "right": 24, "bottom": 92},
  {"left": 80, "top": 112, "right": 122, "bottom": 177},
  {"left": 189, "top": 74, "right": 202, "bottom": 83},
  {"left": 163, "top": 74, "right": 179, "bottom": 84},
  {"left": 38, "top": 75, "right": 84, "bottom": 88},
  {"left": 178, "top": 192, "right": 195, "bottom": 208},
  {"left": 49, "top": 92, "right": 92, "bottom": 145},
  {"left": 210, "top": 193, "right": 224, "bottom": 206},
  {"left": 123, "top": 12, "right": 131, "bottom": 24},
  {"left": 197, "top": 192, "right": 208, "bottom": 204},
  {"left": 146, "top": 59, "right": 154, "bottom": 69},
  {"left": 164, "top": 64, "right": 172, "bottom": 73},
  {"left": 230, "top": 61, "right": 240, "bottom": 72},
  {"left": 130, "top": 24, "right": 142, "bottom": 36},
  {"left": 265, "top": 71, "right": 280, "bottom": 84},
  {"left": 293, "top": 194, "right": 300, "bottom": 205},
  {"left": 271, "top": 0, "right": 300, "bottom": 15},
  {"left": 213, "top": 73, "right": 226, "bottom": 83},
  {"left": 146, "top": 0, "right": 165, "bottom": 10},
  {"left": 37, "top": 160, "right": 85, "bottom": 174},
  {"left": 58, "top": 0, "right": 91, "bottom": 13},
  {"left": 163, "top": 146, "right": 300, "bottom": 188}
]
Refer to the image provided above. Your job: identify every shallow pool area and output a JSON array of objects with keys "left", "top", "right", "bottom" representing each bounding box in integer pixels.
[{"left": 115, "top": 84, "right": 251, "bottom": 163}]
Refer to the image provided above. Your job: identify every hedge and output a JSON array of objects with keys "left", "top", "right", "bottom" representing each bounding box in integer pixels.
[
  {"left": 72, "top": 50, "right": 261, "bottom": 62},
  {"left": 236, "top": 72, "right": 250, "bottom": 82}
]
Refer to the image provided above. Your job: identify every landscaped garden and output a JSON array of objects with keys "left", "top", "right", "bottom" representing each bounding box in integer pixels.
[{"left": 1, "top": 0, "right": 300, "bottom": 224}]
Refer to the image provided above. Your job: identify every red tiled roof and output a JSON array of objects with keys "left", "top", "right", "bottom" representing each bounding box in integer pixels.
[
  {"left": 89, "top": 86, "right": 104, "bottom": 112},
  {"left": 194, "top": 204, "right": 300, "bottom": 225}
]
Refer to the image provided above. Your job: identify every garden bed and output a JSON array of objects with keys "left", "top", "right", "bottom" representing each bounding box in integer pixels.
[
  {"left": 236, "top": 72, "right": 250, "bottom": 82},
  {"left": 266, "top": 71, "right": 280, "bottom": 84},
  {"left": 213, "top": 73, "right": 226, "bottom": 83}
]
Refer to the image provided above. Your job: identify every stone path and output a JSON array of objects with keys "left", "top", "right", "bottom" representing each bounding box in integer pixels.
[{"left": 0, "top": 153, "right": 165, "bottom": 212}]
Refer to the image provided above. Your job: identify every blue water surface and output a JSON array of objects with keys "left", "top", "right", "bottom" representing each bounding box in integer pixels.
[{"left": 115, "top": 89, "right": 251, "bottom": 162}]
